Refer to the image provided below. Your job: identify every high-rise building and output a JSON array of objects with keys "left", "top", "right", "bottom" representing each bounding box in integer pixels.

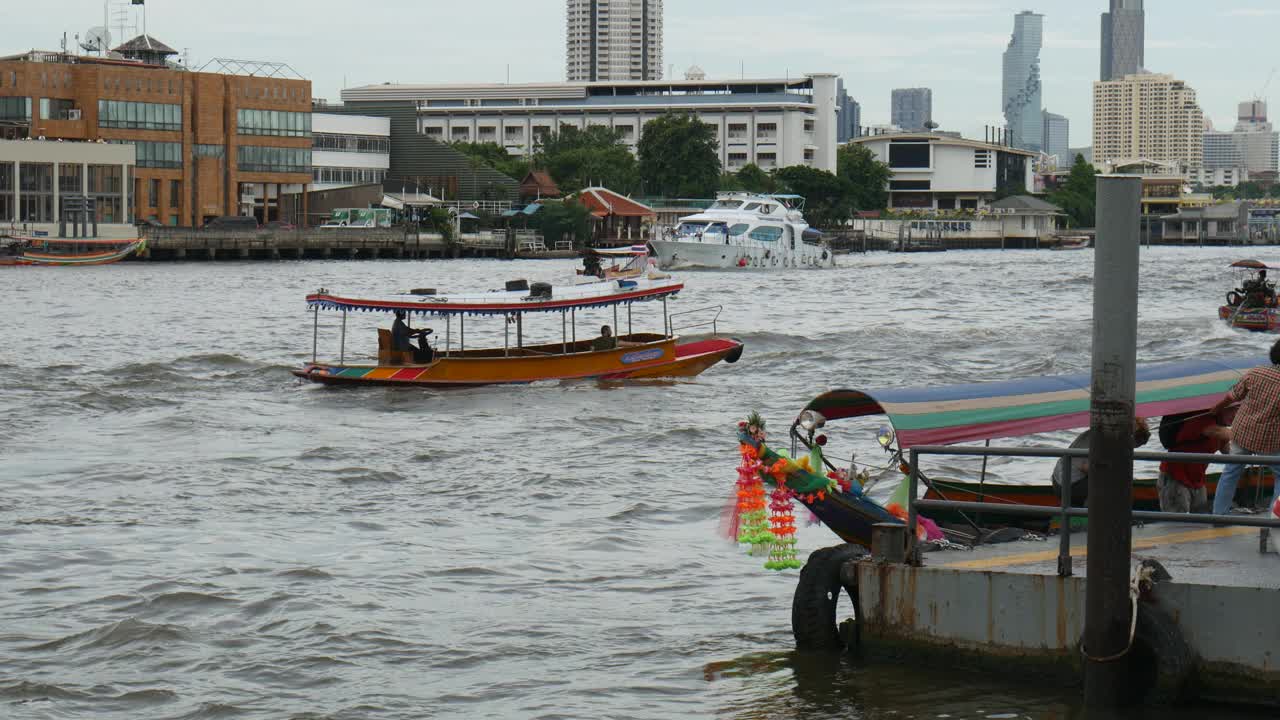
[
  {"left": 1092, "top": 72, "right": 1203, "bottom": 172},
  {"left": 891, "top": 88, "right": 932, "bottom": 132},
  {"left": 566, "top": 0, "right": 663, "bottom": 82},
  {"left": 1203, "top": 101, "right": 1279, "bottom": 176},
  {"left": 1042, "top": 110, "right": 1070, "bottom": 162},
  {"left": 1101, "top": 0, "right": 1144, "bottom": 81},
  {"left": 1002, "top": 10, "right": 1043, "bottom": 152},
  {"left": 836, "top": 78, "right": 861, "bottom": 142}
]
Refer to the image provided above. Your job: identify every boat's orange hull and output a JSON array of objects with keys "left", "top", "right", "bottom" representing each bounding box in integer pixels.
[{"left": 292, "top": 336, "right": 743, "bottom": 387}]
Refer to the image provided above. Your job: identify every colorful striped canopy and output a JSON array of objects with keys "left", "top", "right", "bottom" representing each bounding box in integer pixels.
[{"left": 801, "top": 356, "right": 1267, "bottom": 448}]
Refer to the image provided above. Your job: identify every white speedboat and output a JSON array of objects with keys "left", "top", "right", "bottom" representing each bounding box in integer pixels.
[{"left": 650, "top": 192, "right": 835, "bottom": 270}]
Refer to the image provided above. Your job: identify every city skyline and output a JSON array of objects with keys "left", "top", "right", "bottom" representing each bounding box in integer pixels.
[
  {"left": 2, "top": 0, "right": 1277, "bottom": 144},
  {"left": 1002, "top": 10, "right": 1043, "bottom": 152}
]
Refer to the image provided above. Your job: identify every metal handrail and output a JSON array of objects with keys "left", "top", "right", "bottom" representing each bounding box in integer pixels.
[
  {"left": 668, "top": 304, "right": 722, "bottom": 335},
  {"left": 905, "top": 444, "right": 1280, "bottom": 575}
]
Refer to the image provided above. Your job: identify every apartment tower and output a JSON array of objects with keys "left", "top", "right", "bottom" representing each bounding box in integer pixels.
[
  {"left": 566, "top": 0, "right": 663, "bottom": 82},
  {"left": 1101, "top": 0, "right": 1144, "bottom": 81},
  {"left": 1092, "top": 73, "right": 1203, "bottom": 171},
  {"left": 891, "top": 88, "right": 932, "bottom": 132},
  {"left": 1002, "top": 10, "right": 1044, "bottom": 152}
]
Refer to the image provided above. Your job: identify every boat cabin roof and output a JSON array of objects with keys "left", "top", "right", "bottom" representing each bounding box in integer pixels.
[
  {"left": 798, "top": 356, "right": 1261, "bottom": 448},
  {"left": 307, "top": 277, "right": 683, "bottom": 317}
]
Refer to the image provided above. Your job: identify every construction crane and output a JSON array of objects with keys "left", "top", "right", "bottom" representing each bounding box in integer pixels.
[{"left": 1257, "top": 66, "right": 1277, "bottom": 101}]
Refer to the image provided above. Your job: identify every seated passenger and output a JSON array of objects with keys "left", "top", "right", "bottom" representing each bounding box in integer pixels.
[
  {"left": 1052, "top": 417, "right": 1151, "bottom": 506},
  {"left": 391, "top": 310, "right": 415, "bottom": 353},
  {"left": 591, "top": 324, "right": 618, "bottom": 351}
]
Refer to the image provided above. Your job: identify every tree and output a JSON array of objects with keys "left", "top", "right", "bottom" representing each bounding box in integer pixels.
[
  {"left": 835, "top": 143, "right": 890, "bottom": 212},
  {"left": 637, "top": 113, "right": 721, "bottom": 197},
  {"left": 1047, "top": 155, "right": 1098, "bottom": 228},
  {"left": 533, "top": 125, "right": 638, "bottom": 195},
  {"left": 450, "top": 142, "right": 529, "bottom": 181},
  {"left": 735, "top": 163, "right": 776, "bottom": 193},
  {"left": 529, "top": 198, "right": 593, "bottom": 249},
  {"left": 773, "top": 166, "right": 854, "bottom": 228}
]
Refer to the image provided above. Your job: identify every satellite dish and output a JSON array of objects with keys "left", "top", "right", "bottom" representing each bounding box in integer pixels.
[{"left": 80, "top": 26, "right": 111, "bottom": 53}]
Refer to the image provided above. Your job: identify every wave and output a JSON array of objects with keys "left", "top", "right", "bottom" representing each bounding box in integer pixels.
[{"left": 27, "top": 618, "right": 191, "bottom": 652}]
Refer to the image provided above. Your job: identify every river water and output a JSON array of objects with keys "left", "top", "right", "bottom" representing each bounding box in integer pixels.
[{"left": 1, "top": 248, "right": 1273, "bottom": 719}]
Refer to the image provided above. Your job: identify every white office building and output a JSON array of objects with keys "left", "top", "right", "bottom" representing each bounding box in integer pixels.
[
  {"left": 851, "top": 132, "right": 1036, "bottom": 211},
  {"left": 566, "top": 0, "right": 662, "bottom": 82},
  {"left": 1092, "top": 72, "right": 1203, "bottom": 174},
  {"left": 309, "top": 113, "right": 391, "bottom": 190},
  {"left": 341, "top": 75, "right": 839, "bottom": 174}
]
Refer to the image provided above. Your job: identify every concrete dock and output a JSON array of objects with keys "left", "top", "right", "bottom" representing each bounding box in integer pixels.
[{"left": 851, "top": 522, "right": 1279, "bottom": 707}]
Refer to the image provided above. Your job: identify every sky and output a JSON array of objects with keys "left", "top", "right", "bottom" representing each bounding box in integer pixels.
[{"left": 5, "top": 0, "right": 1279, "bottom": 146}]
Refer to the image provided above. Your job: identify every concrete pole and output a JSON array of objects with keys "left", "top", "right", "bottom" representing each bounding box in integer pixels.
[{"left": 1083, "top": 174, "right": 1142, "bottom": 709}]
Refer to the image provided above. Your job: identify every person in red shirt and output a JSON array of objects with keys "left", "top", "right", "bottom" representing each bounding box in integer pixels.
[{"left": 1157, "top": 411, "right": 1230, "bottom": 513}]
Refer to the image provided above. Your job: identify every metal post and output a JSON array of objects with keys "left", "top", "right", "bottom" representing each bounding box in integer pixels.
[
  {"left": 517, "top": 312, "right": 523, "bottom": 348},
  {"left": 1058, "top": 462, "right": 1073, "bottom": 577},
  {"left": 976, "top": 438, "right": 990, "bottom": 532},
  {"left": 906, "top": 449, "right": 921, "bottom": 566},
  {"left": 460, "top": 314, "right": 465, "bottom": 352},
  {"left": 613, "top": 304, "right": 618, "bottom": 338},
  {"left": 446, "top": 316, "right": 451, "bottom": 357},
  {"left": 562, "top": 310, "right": 567, "bottom": 354},
  {"left": 663, "top": 298, "right": 669, "bottom": 336},
  {"left": 571, "top": 309, "right": 576, "bottom": 347},
  {"left": 504, "top": 313, "right": 510, "bottom": 357},
  {"left": 1083, "top": 174, "right": 1142, "bottom": 709},
  {"left": 628, "top": 304, "right": 633, "bottom": 335},
  {"left": 311, "top": 306, "right": 318, "bottom": 363},
  {"left": 339, "top": 310, "right": 347, "bottom": 365}
]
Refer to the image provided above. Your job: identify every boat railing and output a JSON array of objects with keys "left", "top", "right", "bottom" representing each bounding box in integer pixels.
[
  {"left": 902, "top": 444, "right": 1280, "bottom": 575},
  {"left": 669, "top": 304, "right": 722, "bottom": 335}
]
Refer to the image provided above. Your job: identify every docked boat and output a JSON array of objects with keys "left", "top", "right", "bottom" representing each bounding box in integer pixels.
[
  {"left": 1219, "top": 259, "right": 1280, "bottom": 332},
  {"left": 293, "top": 274, "right": 744, "bottom": 387},
  {"left": 0, "top": 235, "right": 145, "bottom": 266},
  {"left": 650, "top": 192, "right": 835, "bottom": 270},
  {"left": 733, "top": 355, "right": 1270, "bottom": 551}
]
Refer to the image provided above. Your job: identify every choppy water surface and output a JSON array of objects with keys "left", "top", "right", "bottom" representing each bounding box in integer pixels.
[{"left": 1, "top": 248, "right": 1273, "bottom": 719}]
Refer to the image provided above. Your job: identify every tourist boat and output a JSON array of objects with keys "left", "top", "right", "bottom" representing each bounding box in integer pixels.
[
  {"left": 734, "top": 355, "right": 1271, "bottom": 550},
  {"left": 1219, "top": 259, "right": 1280, "bottom": 332},
  {"left": 576, "top": 244, "right": 656, "bottom": 281},
  {"left": 293, "top": 275, "right": 744, "bottom": 387},
  {"left": 650, "top": 192, "right": 835, "bottom": 270},
  {"left": 0, "top": 235, "right": 145, "bottom": 266}
]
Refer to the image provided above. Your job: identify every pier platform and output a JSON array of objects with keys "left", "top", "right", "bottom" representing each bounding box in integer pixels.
[{"left": 851, "top": 522, "right": 1279, "bottom": 707}]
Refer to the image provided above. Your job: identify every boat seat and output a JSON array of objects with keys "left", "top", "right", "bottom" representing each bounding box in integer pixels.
[{"left": 377, "top": 328, "right": 414, "bottom": 366}]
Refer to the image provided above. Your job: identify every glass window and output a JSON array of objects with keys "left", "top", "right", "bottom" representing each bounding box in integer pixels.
[
  {"left": 149, "top": 178, "right": 160, "bottom": 208},
  {"left": 39, "top": 98, "right": 50, "bottom": 119},
  {"left": 59, "top": 163, "right": 83, "bottom": 194},
  {"left": 748, "top": 226, "right": 783, "bottom": 242},
  {"left": 727, "top": 223, "right": 750, "bottom": 236}
]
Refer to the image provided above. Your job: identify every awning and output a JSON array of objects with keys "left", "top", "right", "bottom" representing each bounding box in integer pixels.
[
  {"left": 458, "top": 212, "right": 480, "bottom": 220},
  {"left": 522, "top": 204, "right": 542, "bottom": 215},
  {"left": 380, "top": 195, "right": 404, "bottom": 210},
  {"left": 800, "top": 356, "right": 1263, "bottom": 448},
  {"left": 1230, "top": 259, "right": 1280, "bottom": 270}
]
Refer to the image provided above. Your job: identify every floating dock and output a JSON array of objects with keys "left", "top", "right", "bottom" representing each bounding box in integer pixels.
[{"left": 849, "top": 522, "right": 1279, "bottom": 707}]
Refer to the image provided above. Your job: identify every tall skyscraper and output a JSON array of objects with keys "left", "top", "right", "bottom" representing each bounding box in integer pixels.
[
  {"left": 891, "top": 88, "right": 932, "bottom": 132},
  {"left": 1093, "top": 73, "right": 1203, "bottom": 171},
  {"left": 1101, "top": 0, "right": 1144, "bottom": 81},
  {"left": 1002, "top": 11, "right": 1044, "bottom": 152},
  {"left": 836, "top": 78, "right": 861, "bottom": 142},
  {"left": 566, "top": 0, "right": 663, "bottom": 82},
  {"left": 1042, "top": 110, "right": 1070, "bottom": 163}
]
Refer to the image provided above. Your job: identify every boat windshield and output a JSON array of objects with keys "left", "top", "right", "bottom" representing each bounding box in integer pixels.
[
  {"left": 710, "top": 199, "right": 744, "bottom": 210},
  {"left": 676, "top": 221, "right": 710, "bottom": 237}
]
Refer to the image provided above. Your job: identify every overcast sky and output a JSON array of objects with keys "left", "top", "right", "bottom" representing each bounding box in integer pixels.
[{"left": 5, "top": 1, "right": 1278, "bottom": 145}]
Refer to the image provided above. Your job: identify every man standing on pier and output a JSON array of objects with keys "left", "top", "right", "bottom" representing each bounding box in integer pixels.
[{"left": 1210, "top": 339, "right": 1280, "bottom": 515}]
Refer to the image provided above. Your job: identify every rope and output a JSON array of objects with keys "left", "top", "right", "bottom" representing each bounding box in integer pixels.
[{"left": 1080, "top": 563, "right": 1156, "bottom": 663}]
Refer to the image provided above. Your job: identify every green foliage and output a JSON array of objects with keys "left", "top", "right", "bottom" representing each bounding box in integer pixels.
[
  {"left": 835, "top": 144, "right": 890, "bottom": 212},
  {"left": 450, "top": 142, "right": 529, "bottom": 181},
  {"left": 718, "top": 172, "right": 744, "bottom": 192},
  {"left": 637, "top": 113, "right": 721, "bottom": 197},
  {"left": 427, "top": 207, "right": 455, "bottom": 245},
  {"left": 529, "top": 199, "right": 593, "bottom": 249},
  {"left": 735, "top": 163, "right": 776, "bottom": 193},
  {"left": 533, "top": 125, "right": 638, "bottom": 194},
  {"left": 1048, "top": 155, "right": 1098, "bottom": 228},
  {"left": 773, "top": 166, "right": 854, "bottom": 228}
]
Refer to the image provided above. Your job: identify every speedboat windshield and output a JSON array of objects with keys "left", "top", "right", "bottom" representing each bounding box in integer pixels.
[
  {"left": 677, "top": 221, "right": 710, "bottom": 236},
  {"left": 710, "top": 199, "right": 744, "bottom": 210}
]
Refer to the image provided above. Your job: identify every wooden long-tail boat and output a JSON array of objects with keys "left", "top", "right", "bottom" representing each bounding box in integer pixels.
[
  {"left": 1219, "top": 259, "right": 1280, "bottom": 332},
  {"left": 0, "top": 236, "right": 145, "bottom": 266},
  {"left": 293, "top": 274, "right": 743, "bottom": 387}
]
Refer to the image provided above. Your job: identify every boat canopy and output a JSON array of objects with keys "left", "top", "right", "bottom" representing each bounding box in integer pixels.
[
  {"left": 307, "top": 278, "right": 683, "bottom": 317},
  {"left": 800, "top": 356, "right": 1264, "bottom": 448},
  {"left": 591, "top": 245, "right": 649, "bottom": 257},
  {"left": 1229, "top": 259, "right": 1280, "bottom": 270}
]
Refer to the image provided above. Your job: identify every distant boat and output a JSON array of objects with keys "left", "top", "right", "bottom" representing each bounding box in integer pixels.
[
  {"left": 1049, "top": 236, "right": 1090, "bottom": 251},
  {"left": 0, "top": 235, "right": 145, "bottom": 266},
  {"left": 650, "top": 192, "right": 835, "bottom": 270},
  {"left": 1220, "top": 259, "right": 1280, "bottom": 332}
]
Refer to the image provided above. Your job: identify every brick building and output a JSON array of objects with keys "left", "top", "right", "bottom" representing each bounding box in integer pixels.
[{"left": 0, "top": 37, "right": 313, "bottom": 227}]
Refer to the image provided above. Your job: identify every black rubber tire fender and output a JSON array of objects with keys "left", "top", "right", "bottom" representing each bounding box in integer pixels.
[
  {"left": 1128, "top": 600, "right": 1197, "bottom": 704},
  {"left": 1227, "top": 290, "right": 1243, "bottom": 306},
  {"left": 791, "top": 543, "right": 867, "bottom": 651}
]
